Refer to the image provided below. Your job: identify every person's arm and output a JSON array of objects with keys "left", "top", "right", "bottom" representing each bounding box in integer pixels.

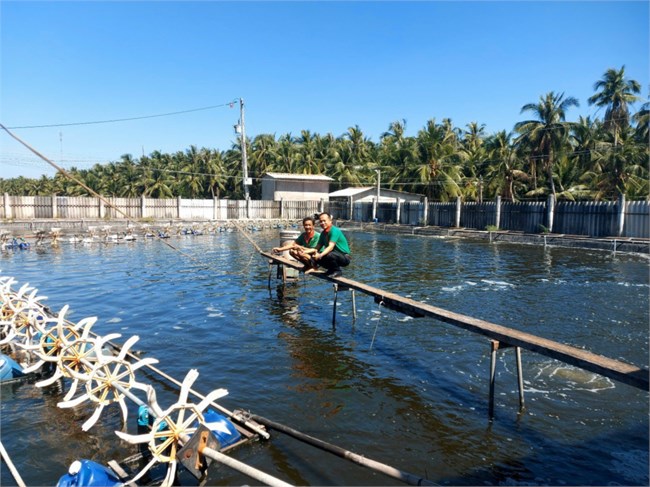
[
  {"left": 272, "top": 241, "right": 298, "bottom": 253},
  {"left": 314, "top": 240, "right": 336, "bottom": 260}
]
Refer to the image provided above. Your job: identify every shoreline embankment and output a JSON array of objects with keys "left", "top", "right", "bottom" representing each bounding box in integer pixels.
[{"left": 1, "top": 218, "right": 648, "bottom": 254}]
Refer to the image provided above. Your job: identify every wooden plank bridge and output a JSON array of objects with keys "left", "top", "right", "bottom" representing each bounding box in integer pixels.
[{"left": 261, "top": 251, "right": 649, "bottom": 396}]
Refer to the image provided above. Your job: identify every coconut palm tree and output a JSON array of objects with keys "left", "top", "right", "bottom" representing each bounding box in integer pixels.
[
  {"left": 588, "top": 66, "right": 642, "bottom": 146},
  {"left": 484, "top": 131, "right": 528, "bottom": 201},
  {"left": 143, "top": 151, "right": 174, "bottom": 198},
  {"left": 414, "top": 118, "right": 463, "bottom": 201},
  {"left": 296, "top": 130, "right": 320, "bottom": 174},
  {"left": 514, "top": 91, "right": 579, "bottom": 199},
  {"left": 380, "top": 119, "right": 419, "bottom": 192},
  {"left": 590, "top": 127, "right": 648, "bottom": 200}
]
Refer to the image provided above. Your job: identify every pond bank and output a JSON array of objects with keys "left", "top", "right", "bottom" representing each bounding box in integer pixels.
[
  {"left": 345, "top": 221, "right": 650, "bottom": 254},
  {"left": 1, "top": 218, "right": 648, "bottom": 254}
]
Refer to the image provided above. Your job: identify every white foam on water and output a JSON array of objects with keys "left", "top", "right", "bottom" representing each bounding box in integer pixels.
[
  {"left": 442, "top": 285, "right": 464, "bottom": 293},
  {"left": 397, "top": 316, "right": 413, "bottom": 322},
  {"left": 172, "top": 325, "right": 183, "bottom": 330},
  {"left": 481, "top": 279, "right": 515, "bottom": 288},
  {"left": 208, "top": 312, "right": 224, "bottom": 318},
  {"left": 106, "top": 317, "right": 122, "bottom": 323}
]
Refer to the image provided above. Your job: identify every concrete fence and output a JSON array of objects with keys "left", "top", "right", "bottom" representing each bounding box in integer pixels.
[{"left": 2, "top": 193, "right": 648, "bottom": 238}]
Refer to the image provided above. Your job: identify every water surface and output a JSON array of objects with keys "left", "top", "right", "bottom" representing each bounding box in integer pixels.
[{"left": 1, "top": 230, "right": 648, "bottom": 485}]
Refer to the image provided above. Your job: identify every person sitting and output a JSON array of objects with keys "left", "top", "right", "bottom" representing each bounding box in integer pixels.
[
  {"left": 272, "top": 216, "right": 321, "bottom": 272},
  {"left": 311, "top": 212, "right": 351, "bottom": 278}
]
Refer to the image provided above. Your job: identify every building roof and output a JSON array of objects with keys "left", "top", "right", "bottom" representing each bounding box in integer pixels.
[
  {"left": 263, "top": 172, "right": 334, "bottom": 181},
  {"left": 329, "top": 187, "right": 425, "bottom": 198},
  {"left": 328, "top": 187, "right": 374, "bottom": 197}
]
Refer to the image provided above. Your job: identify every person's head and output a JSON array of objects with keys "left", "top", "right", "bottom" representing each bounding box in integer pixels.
[
  {"left": 318, "top": 212, "right": 333, "bottom": 231},
  {"left": 302, "top": 216, "right": 315, "bottom": 233}
]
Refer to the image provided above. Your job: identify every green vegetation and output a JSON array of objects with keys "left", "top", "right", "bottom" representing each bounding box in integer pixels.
[{"left": 2, "top": 67, "right": 648, "bottom": 202}]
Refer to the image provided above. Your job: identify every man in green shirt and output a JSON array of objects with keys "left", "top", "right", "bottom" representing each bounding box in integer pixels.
[
  {"left": 272, "top": 216, "right": 321, "bottom": 271},
  {"left": 312, "top": 212, "right": 351, "bottom": 278}
]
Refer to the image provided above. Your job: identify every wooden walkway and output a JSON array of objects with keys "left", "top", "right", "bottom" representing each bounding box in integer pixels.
[{"left": 261, "top": 251, "right": 649, "bottom": 392}]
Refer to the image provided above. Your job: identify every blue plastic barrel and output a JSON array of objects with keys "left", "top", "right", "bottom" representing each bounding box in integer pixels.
[
  {"left": 56, "top": 460, "right": 121, "bottom": 487},
  {"left": 0, "top": 354, "right": 24, "bottom": 382}
]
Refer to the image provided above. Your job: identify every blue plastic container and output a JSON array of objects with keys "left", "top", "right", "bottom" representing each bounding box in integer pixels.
[
  {"left": 202, "top": 409, "right": 241, "bottom": 448},
  {"left": 56, "top": 459, "right": 121, "bottom": 487},
  {"left": 0, "top": 354, "right": 24, "bottom": 382}
]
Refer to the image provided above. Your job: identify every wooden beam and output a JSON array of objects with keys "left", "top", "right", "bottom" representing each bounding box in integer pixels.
[{"left": 260, "top": 251, "right": 649, "bottom": 391}]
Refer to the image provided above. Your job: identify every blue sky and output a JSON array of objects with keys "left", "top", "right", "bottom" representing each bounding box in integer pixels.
[{"left": 1, "top": 1, "right": 648, "bottom": 180}]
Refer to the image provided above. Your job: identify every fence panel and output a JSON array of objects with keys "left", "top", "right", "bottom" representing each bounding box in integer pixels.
[
  {"left": 57, "top": 196, "right": 98, "bottom": 219},
  {"left": 10, "top": 196, "right": 38, "bottom": 219},
  {"left": 500, "top": 202, "right": 546, "bottom": 233},
  {"left": 624, "top": 201, "right": 650, "bottom": 238},
  {"left": 426, "top": 202, "right": 455, "bottom": 227},
  {"left": 399, "top": 202, "right": 423, "bottom": 225},
  {"left": 460, "top": 202, "right": 495, "bottom": 230},
  {"left": 226, "top": 200, "right": 246, "bottom": 219},
  {"left": 554, "top": 201, "right": 617, "bottom": 237},
  {"left": 325, "top": 201, "right": 348, "bottom": 221},
  {"left": 376, "top": 202, "right": 397, "bottom": 223},
  {"left": 283, "top": 201, "right": 319, "bottom": 220},
  {"left": 103, "top": 197, "right": 141, "bottom": 219},
  {"left": 179, "top": 198, "right": 213, "bottom": 220},
  {"left": 249, "top": 200, "right": 277, "bottom": 219},
  {"left": 351, "top": 202, "right": 371, "bottom": 222},
  {"left": 145, "top": 198, "right": 177, "bottom": 219}
]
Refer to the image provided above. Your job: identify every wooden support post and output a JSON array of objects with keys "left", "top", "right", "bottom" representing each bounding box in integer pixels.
[
  {"left": 423, "top": 197, "right": 429, "bottom": 226},
  {"left": 489, "top": 340, "right": 498, "bottom": 420},
  {"left": 515, "top": 346, "right": 525, "bottom": 410},
  {"left": 332, "top": 284, "right": 339, "bottom": 328},
  {"left": 3, "top": 193, "right": 10, "bottom": 220},
  {"left": 396, "top": 198, "right": 401, "bottom": 224},
  {"left": 495, "top": 195, "right": 501, "bottom": 230},
  {"left": 351, "top": 289, "right": 356, "bottom": 321},
  {"left": 547, "top": 194, "right": 555, "bottom": 233},
  {"left": 617, "top": 193, "right": 626, "bottom": 237},
  {"left": 489, "top": 340, "right": 525, "bottom": 419},
  {"left": 455, "top": 196, "right": 462, "bottom": 228}
]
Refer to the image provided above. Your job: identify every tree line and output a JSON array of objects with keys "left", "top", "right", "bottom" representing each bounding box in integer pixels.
[{"left": 2, "top": 66, "right": 648, "bottom": 202}]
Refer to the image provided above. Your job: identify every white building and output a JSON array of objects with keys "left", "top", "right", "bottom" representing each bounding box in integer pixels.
[{"left": 261, "top": 173, "right": 334, "bottom": 201}]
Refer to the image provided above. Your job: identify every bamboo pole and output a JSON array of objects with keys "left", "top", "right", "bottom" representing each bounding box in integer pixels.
[
  {"left": 250, "top": 414, "right": 437, "bottom": 486},
  {"left": 0, "top": 440, "right": 27, "bottom": 487}
]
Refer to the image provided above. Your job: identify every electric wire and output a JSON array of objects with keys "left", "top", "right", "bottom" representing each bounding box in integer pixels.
[{"left": 5, "top": 100, "right": 239, "bottom": 130}]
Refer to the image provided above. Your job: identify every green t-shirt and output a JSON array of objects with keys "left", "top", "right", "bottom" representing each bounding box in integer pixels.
[
  {"left": 317, "top": 226, "right": 350, "bottom": 254},
  {"left": 296, "top": 231, "right": 320, "bottom": 249}
]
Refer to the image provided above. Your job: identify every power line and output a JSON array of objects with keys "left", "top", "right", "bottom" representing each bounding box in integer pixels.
[{"left": 5, "top": 99, "right": 239, "bottom": 130}]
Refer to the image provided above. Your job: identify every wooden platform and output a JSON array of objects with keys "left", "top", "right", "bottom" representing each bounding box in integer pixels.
[{"left": 261, "top": 251, "right": 649, "bottom": 392}]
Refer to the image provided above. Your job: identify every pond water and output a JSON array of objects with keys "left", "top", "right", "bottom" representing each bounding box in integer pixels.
[{"left": 0, "top": 229, "right": 648, "bottom": 486}]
